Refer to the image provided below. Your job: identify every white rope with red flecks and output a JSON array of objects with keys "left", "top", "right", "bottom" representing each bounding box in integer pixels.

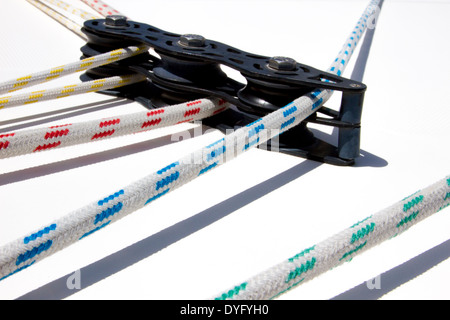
[
  {"left": 0, "top": 98, "right": 229, "bottom": 158},
  {"left": 79, "top": 0, "right": 126, "bottom": 17}
]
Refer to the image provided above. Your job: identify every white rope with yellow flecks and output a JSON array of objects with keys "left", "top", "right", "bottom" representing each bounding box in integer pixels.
[
  {"left": 0, "top": 1, "right": 150, "bottom": 111},
  {"left": 0, "top": 74, "right": 145, "bottom": 110},
  {"left": 0, "top": 45, "right": 149, "bottom": 95}
]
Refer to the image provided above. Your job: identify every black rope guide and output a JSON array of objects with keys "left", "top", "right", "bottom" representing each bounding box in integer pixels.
[{"left": 80, "top": 15, "right": 367, "bottom": 166}]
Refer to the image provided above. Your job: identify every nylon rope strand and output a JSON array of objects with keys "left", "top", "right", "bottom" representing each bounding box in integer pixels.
[
  {"left": 26, "top": 0, "right": 87, "bottom": 40},
  {"left": 0, "top": 3, "right": 229, "bottom": 156},
  {"left": 214, "top": 175, "right": 450, "bottom": 300},
  {"left": 0, "top": 98, "right": 229, "bottom": 158},
  {"left": 0, "top": 0, "right": 379, "bottom": 281},
  {"left": 0, "top": 74, "right": 146, "bottom": 110},
  {"left": 41, "top": 0, "right": 101, "bottom": 20},
  {"left": 0, "top": 45, "right": 149, "bottom": 96},
  {"left": 79, "top": 0, "right": 126, "bottom": 18},
  {"left": 19, "top": 1, "right": 149, "bottom": 104}
]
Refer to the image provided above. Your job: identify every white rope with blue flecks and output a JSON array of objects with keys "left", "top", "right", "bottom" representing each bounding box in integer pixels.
[{"left": 0, "top": 0, "right": 382, "bottom": 281}]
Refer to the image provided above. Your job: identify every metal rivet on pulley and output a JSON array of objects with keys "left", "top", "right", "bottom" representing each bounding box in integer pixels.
[
  {"left": 178, "top": 34, "right": 206, "bottom": 48},
  {"left": 268, "top": 56, "right": 297, "bottom": 71},
  {"left": 105, "top": 15, "right": 128, "bottom": 28}
]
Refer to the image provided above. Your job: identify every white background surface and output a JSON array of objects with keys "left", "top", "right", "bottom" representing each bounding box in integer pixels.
[{"left": 0, "top": 0, "right": 449, "bottom": 300}]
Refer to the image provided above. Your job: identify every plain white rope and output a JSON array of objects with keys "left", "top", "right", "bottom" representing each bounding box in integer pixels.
[
  {"left": 0, "top": 0, "right": 382, "bottom": 282},
  {"left": 25, "top": 0, "right": 87, "bottom": 40}
]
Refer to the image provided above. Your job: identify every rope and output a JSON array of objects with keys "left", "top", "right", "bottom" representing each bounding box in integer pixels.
[
  {"left": 26, "top": 0, "right": 87, "bottom": 40},
  {"left": 0, "top": 8, "right": 224, "bottom": 159},
  {"left": 14, "top": 1, "right": 149, "bottom": 112},
  {"left": 0, "top": 45, "right": 149, "bottom": 96},
  {"left": 79, "top": 0, "right": 126, "bottom": 18},
  {"left": 0, "top": 74, "right": 146, "bottom": 110},
  {"left": 0, "top": 0, "right": 380, "bottom": 282},
  {"left": 13, "top": 1, "right": 151, "bottom": 119},
  {"left": 214, "top": 175, "right": 450, "bottom": 300},
  {"left": 41, "top": 0, "right": 101, "bottom": 20},
  {"left": 0, "top": 97, "right": 229, "bottom": 158}
]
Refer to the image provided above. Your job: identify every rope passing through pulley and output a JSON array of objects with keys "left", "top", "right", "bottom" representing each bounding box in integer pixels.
[
  {"left": 80, "top": 14, "right": 367, "bottom": 166},
  {"left": 0, "top": 0, "right": 385, "bottom": 286}
]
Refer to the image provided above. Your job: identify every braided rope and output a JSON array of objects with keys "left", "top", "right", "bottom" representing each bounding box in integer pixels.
[
  {"left": 0, "top": 98, "right": 229, "bottom": 158},
  {"left": 26, "top": 0, "right": 87, "bottom": 40},
  {"left": 0, "top": 45, "right": 149, "bottom": 96},
  {"left": 79, "top": 0, "right": 126, "bottom": 17},
  {"left": 41, "top": 0, "right": 100, "bottom": 20},
  {"left": 214, "top": 176, "right": 450, "bottom": 300},
  {"left": 0, "top": 74, "right": 146, "bottom": 110},
  {"left": 0, "top": 0, "right": 380, "bottom": 281}
]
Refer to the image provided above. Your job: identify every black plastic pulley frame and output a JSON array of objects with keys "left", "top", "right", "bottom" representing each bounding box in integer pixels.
[{"left": 80, "top": 16, "right": 367, "bottom": 166}]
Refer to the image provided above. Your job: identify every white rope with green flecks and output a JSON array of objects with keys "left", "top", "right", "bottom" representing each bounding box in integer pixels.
[
  {"left": 213, "top": 175, "right": 450, "bottom": 300},
  {"left": 0, "top": 0, "right": 382, "bottom": 281}
]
